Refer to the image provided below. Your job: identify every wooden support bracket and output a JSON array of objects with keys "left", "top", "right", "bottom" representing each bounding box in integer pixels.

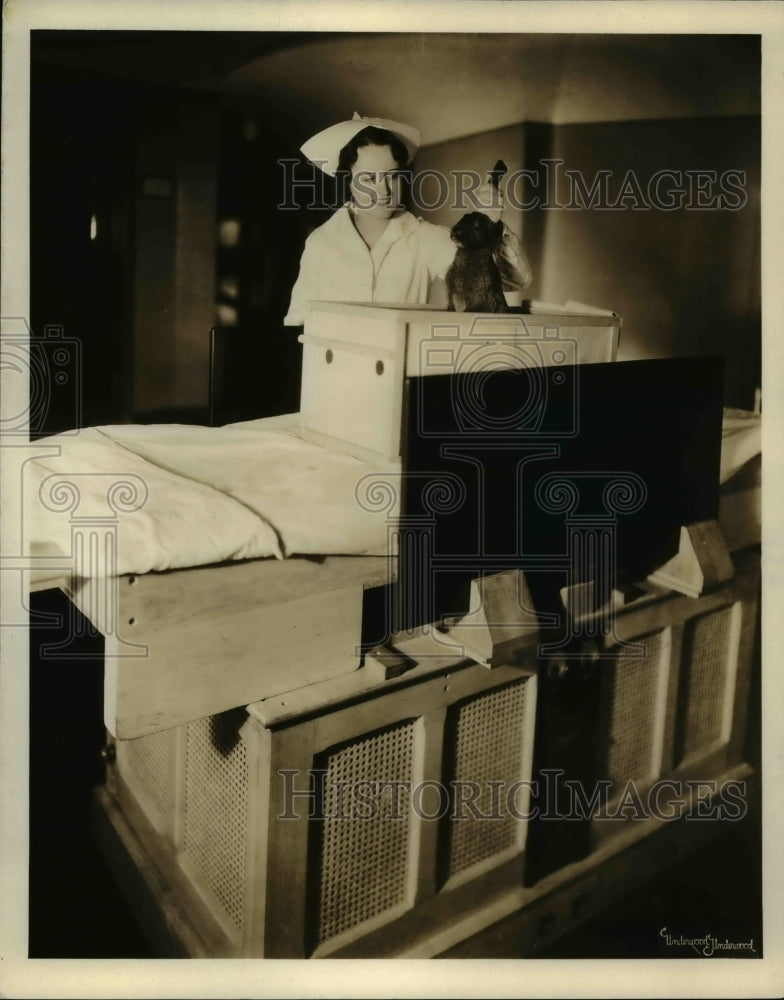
[
  {"left": 647, "top": 520, "right": 734, "bottom": 598},
  {"left": 365, "top": 644, "right": 417, "bottom": 680},
  {"left": 442, "top": 569, "right": 540, "bottom": 668}
]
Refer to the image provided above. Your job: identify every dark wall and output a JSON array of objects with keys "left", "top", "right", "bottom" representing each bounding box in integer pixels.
[
  {"left": 30, "top": 63, "right": 139, "bottom": 432},
  {"left": 534, "top": 117, "right": 760, "bottom": 409},
  {"left": 131, "top": 89, "right": 219, "bottom": 417},
  {"left": 30, "top": 61, "right": 223, "bottom": 429},
  {"left": 30, "top": 54, "right": 312, "bottom": 431},
  {"left": 212, "top": 112, "right": 310, "bottom": 421}
]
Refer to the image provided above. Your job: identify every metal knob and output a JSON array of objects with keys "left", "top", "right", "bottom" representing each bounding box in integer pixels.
[{"left": 100, "top": 743, "right": 116, "bottom": 765}]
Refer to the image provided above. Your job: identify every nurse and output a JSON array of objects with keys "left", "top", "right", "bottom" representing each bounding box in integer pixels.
[{"left": 283, "top": 113, "right": 532, "bottom": 326}]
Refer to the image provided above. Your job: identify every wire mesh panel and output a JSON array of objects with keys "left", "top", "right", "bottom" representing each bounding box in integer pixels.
[
  {"left": 311, "top": 719, "right": 417, "bottom": 948},
  {"left": 180, "top": 710, "right": 249, "bottom": 937},
  {"left": 600, "top": 631, "right": 668, "bottom": 793},
  {"left": 678, "top": 604, "right": 739, "bottom": 760},
  {"left": 116, "top": 728, "right": 171, "bottom": 832},
  {"left": 443, "top": 679, "right": 532, "bottom": 880}
]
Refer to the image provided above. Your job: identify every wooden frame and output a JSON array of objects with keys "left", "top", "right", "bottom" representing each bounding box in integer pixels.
[{"left": 94, "top": 549, "right": 759, "bottom": 958}]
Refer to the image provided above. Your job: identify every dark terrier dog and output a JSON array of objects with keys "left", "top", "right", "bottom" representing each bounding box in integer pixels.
[{"left": 445, "top": 212, "right": 508, "bottom": 313}]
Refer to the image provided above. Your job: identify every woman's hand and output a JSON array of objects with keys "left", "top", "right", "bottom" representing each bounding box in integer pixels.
[{"left": 467, "top": 179, "right": 505, "bottom": 222}]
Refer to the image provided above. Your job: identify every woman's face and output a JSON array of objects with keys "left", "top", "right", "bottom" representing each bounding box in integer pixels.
[{"left": 349, "top": 144, "right": 405, "bottom": 219}]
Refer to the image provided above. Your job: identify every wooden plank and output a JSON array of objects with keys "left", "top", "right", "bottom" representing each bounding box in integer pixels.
[
  {"left": 106, "top": 582, "right": 362, "bottom": 739},
  {"left": 278, "top": 661, "right": 533, "bottom": 750},
  {"left": 71, "top": 554, "right": 387, "bottom": 634},
  {"left": 660, "top": 623, "right": 684, "bottom": 775},
  {"left": 309, "top": 300, "right": 621, "bottom": 330},
  {"left": 262, "top": 723, "right": 318, "bottom": 958},
  {"left": 97, "top": 556, "right": 386, "bottom": 739},
  {"left": 251, "top": 628, "right": 537, "bottom": 730},
  {"left": 725, "top": 557, "right": 760, "bottom": 765},
  {"left": 411, "top": 708, "right": 447, "bottom": 904},
  {"left": 605, "top": 584, "right": 736, "bottom": 646},
  {"left": 92, "top": 783, "right": 236, "bottom": 958},
  {"left": 405, "top": 323, "right": 618, "bottom": 376},
  {"left": 239, "top": 718, "right": 273, "bottom": 957},
  {"left": 300, "top": 338, "right": 406, "bottom": 459}
]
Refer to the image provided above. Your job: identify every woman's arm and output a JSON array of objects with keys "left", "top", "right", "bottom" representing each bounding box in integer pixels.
[
  {"left": 419, "top": 178, "right": 533, "bottom": 292},
  {"left": 283, "top": 238, "right": 319, "bottom": 327},
  {"left": 470, "top": 179, "right": 533, "bottom": 291},
  {"left": 495, "top": 228, "right": 533, "bottom": 292}
]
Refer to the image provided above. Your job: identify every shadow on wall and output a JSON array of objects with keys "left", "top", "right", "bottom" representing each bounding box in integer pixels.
[{"left": 532, "top": 117, "right": 760, "bottom": 410}]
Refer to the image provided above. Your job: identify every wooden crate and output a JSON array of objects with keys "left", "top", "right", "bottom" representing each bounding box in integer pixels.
[
  {"left": 587, "top": 549, "right": 759, "bottom": 848},
  {"left": 102, "top": 652, "right": 539, "bottom": 957},
  {"left": 96, "top": 552, "right": 758, "bottom": 958}
]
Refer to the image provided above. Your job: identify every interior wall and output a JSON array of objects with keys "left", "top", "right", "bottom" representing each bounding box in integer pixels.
[
  {"left": 415, "top": 115, "right": 760, "bottom": 409},
  {"left": 534, "top": 116, "right": 760, "bottom": 409}
]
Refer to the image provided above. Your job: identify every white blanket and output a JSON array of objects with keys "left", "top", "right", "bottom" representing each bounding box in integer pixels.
[
  {"left": 26, "top": 418, "right": 399, "bottom": 578},
  {"left": 25, "top": 408, "right": 760, "bottom": 581}
]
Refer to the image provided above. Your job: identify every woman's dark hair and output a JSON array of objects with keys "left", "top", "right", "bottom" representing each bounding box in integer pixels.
[
  {"left": 336, "top": 126, "right": 411, "bottom": 201},
  {"left": 337, "top": 126, "right": 410, "bottom": 174}
]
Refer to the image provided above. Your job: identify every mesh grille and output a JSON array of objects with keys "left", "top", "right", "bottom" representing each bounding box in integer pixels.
[
  {"left": 117, "top": 729, "right": 170, "bottom": 828},
  {"left": 314, "top": 720, "right": 415, "bottom": 946},
  {"left": 444, "top": 679, "right": 530, "bottom": 879},
  {"left": 679, "top": 606, "right": 734, "bottom": 757},
  {"left": 602, "top": 632, "right": 663, "bottom": 790},
  {"left": 181, "top": 710, "right": 249, "bottom": 934}
]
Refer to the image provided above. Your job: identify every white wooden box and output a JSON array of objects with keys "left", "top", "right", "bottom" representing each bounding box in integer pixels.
[{"left": 298, "top": 303, "right": 621, "bottom": 462}]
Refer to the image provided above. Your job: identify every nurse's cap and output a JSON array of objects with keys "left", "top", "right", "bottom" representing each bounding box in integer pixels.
[{"left": 300, "top": 112, "right": 421, "bottom": 177}]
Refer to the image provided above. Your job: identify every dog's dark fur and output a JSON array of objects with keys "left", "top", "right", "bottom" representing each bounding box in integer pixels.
[{"left": 445, "top": 212, "right": 508, "bottom": 313}]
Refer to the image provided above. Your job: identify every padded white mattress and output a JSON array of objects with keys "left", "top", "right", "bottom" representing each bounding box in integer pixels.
[{"left": 26, "top": 415, "right": 399, "bottom": 579}]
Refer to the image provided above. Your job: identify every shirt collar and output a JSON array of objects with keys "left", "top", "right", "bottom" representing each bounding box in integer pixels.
[{"left": 334, "top": 203, "right": 417, "bottom": 245}]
